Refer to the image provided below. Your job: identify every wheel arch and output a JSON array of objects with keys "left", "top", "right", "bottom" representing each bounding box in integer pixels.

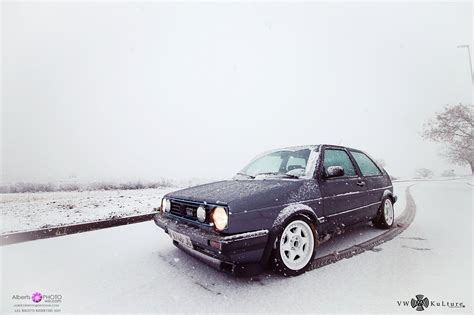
[
  {"left": 272, "top": 203, "right": 322, "bottom": 230},
  {"left": 259, "top": 203, "right": 320, "bottom": 267},
  {"left": 382, "top": 189, "right": 396, "bottom": 203}
]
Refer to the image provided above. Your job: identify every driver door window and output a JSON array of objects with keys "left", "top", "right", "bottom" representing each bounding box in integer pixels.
[{"left": 323, "top": 149, "right": 356, "bottom": 177}]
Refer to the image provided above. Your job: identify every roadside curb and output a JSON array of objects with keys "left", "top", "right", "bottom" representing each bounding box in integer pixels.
[
  {"left": 309, "top": 184, "right": 416, "bottom": 270},
  {"left": 0, "top": 213, "right": 156, "bottom": 246}
]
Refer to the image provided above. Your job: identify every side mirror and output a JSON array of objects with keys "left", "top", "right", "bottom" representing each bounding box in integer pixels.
[{"left": 325, "top": 166, "right": 345, "bottom": 178}]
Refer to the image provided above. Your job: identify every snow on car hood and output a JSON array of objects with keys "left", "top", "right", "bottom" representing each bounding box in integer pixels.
[{"left": 166, "top": 179, "right": 320, "bottom": 213}]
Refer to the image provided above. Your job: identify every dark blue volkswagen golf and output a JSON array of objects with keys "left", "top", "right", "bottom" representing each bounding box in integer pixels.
[{"left": 154, "top": 144, "right": 396, "bottom": 276}]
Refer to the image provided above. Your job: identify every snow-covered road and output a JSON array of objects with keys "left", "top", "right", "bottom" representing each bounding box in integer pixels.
[{"left": 1, "top": 180, "right": 472, "bottom": 313}]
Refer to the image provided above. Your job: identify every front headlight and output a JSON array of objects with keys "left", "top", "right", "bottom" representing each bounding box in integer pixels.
[
  {"left": 161, "top": 198, "right": 171, "bottom": 213},
  {"left": 211, "top": 207, "right": 228, "bottom": 231}
]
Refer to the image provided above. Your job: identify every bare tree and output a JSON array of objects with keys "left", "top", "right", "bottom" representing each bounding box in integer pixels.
[
  {"left": 416, "top": 168, "right": 434, "bottom": 178},
  {"left": 422, "top": 104, "right": 474, "bottom": 174}
]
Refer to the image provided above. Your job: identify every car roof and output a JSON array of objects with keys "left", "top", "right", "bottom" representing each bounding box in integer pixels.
[
  {"left": 320, "top": 144, "right": 363, "bottom": 152},
  {"left": 265, "top": 145, "right": 319, "bottom": 152},
  {"left": 267, "top": 144, "right": 364, "bottom": 153}
]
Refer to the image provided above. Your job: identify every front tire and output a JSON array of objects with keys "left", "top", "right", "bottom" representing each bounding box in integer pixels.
[
  {"left": 373, "top": 197, "right": 394, "bottom": 229},
  {"left": 272, "top": 215, "right": 317, "bottom": 276}
]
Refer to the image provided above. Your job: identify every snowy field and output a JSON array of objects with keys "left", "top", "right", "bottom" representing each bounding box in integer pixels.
[
  {"left": 0, "top": 187, "right": 179, "bottom": 234},
  {"left": 0, "top": 181, "right": 416, "bottom": 235},
  {"left": 2, "top": 179, "right": 471, "bottom": 313}
]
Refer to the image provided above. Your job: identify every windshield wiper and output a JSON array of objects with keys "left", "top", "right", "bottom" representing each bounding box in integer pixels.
[
  {"left": 254, "top": 172, "right": 300, "bottom": 179},
  {"left": 236, "top": 172, "right": 255, "bottom": 179},
  {"left": 283, "top": 173, "right": 300, "bottom": 179}
]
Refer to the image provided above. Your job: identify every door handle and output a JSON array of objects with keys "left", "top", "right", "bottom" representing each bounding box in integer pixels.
[{"left": 357, "top": 181, "right": 365, "bottom": 187}]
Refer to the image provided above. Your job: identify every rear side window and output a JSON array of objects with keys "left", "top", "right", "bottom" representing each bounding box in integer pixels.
[
  {"left": 350, "top": 151, "right": 382, "bottom": 176},
  {"left": 323, "top": 149, "right": 356, "bottom": 176}
]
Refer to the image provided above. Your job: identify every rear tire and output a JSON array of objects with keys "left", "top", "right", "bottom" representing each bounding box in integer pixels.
[
  {"left": 373, "top": 197, "right": 394, "bottom": 229},
  {"left": 272, "top": 215, "right": 317, "bottom": 276}
]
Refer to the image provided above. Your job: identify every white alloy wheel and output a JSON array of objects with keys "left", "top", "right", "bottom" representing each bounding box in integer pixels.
[
  {"left": 279, "top": 220, "right": 315, "bottom": 271},
  {"left": 383, "top": 198, "right": 394, "bottom": 226}
]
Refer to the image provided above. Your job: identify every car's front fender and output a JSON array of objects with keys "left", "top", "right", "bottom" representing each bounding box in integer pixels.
[{"left": 272, "top": 202, "right": 322, "bottom": 229}]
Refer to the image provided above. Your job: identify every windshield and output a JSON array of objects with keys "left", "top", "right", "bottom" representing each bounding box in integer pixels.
[{"left": 238, "top": 149, "right": 312, "bottom": 178}]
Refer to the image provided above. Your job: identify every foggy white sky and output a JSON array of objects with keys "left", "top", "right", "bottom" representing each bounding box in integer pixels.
[{"left": 1, "top": 1, "right": 473, "bottom": 183}]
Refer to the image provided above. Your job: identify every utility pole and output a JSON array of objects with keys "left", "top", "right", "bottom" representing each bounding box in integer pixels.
[{"left": 457, "top": 44, "right": 473, "bottom": 84}]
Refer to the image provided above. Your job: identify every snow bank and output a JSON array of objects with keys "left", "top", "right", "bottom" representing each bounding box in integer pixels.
[{"left": 0, "top": 187, "right": 178, "bottom": 234}]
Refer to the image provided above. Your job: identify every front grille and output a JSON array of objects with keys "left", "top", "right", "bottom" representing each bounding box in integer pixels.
[{"left": 170, "top": 200, "right": 199, "bottom": 221}]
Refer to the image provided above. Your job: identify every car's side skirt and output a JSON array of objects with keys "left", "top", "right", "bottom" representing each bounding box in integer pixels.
[{"left": 326, "top": 201, "right": 381, "bottom": 218}]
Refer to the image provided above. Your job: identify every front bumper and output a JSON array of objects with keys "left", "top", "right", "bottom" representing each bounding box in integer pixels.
[{"left": 154, "top": 213, "right": 269, "bottom": 270}]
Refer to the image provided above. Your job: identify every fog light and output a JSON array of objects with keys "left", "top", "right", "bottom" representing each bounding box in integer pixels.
[{"left": 197, "top": 206, "right": 206, "bottom": 222}]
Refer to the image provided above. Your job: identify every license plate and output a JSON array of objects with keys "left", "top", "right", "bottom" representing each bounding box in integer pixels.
[{"left": 169, "top": 230, "right": 193, "bottom": 249}]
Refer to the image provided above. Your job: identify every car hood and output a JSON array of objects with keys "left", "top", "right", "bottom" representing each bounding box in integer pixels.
[{"left": 166, "top": 179, "right": 320, "bottom": 213}]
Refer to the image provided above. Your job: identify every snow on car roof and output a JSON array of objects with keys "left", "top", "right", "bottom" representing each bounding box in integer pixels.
[{"left": 265, "top": 145, "right": 320, "bottom": 153}]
